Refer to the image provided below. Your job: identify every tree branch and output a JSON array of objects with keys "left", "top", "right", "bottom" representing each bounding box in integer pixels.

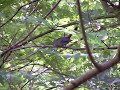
[
  {"left": 14, "top": 45, "right": 118, "bottom": 51},
  {"left": 0, "top": 0, "right": 40, "bottom": 29},
  {"left": 100, "top": 0, "right": 113, "bottom": 12},
  {"left": 63, "top": 45, "right": 120, "bottom": 90},
  {"left": 0, "top": 0, "right": 62, "bottom": 67},
  {"left": 76, "top": 0, "right": 101, "bottom": 70}
]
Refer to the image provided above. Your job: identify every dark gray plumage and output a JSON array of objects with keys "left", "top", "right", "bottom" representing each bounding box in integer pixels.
[{"left": 53, "top": 34, "right": 72, "bottom": 47}]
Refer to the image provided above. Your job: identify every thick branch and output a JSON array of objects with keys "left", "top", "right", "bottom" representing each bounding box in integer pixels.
[
  {"left": 100, "top": 0, "right": 113, "bottom": 12},
  {"left": 63, "top": 46, "right": 120, "bottom": 90}
]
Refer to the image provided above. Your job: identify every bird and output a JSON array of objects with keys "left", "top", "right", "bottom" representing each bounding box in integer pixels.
[{"left": 53, "top": 34, "right": 72, "bottom": 47}]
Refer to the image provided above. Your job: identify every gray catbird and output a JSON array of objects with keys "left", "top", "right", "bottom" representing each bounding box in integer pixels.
[{"left": 53, "top": 34, "right": 72, "bottom": 47}]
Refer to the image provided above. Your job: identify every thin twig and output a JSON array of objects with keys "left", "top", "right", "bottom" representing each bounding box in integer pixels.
[
  {"left": 0, "top": 0, "right": 40, "bottom": 28},
  {"left": 13, "top": 45, "right": 118, "bottom": 51}
]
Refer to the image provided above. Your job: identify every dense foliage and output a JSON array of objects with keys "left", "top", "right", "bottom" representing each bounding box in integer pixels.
[{"left": 0, "top": 0, "right": 120, "bottom": 90}]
